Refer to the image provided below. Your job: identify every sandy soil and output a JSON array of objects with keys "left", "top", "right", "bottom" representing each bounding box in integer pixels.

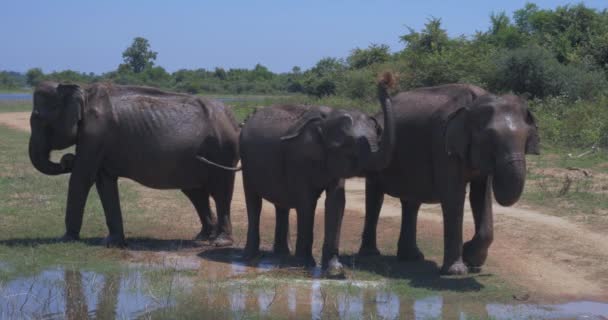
[{"left": 3, "top": 111, "right": 607, "bottom": 302}]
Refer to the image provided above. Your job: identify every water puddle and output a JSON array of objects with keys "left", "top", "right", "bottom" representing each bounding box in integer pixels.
[
  {"left": 0, "top": 268, "right": 162, "bottom": 319},
  {"left": 1, "top": 255, "right": 607, "bottom": 319}
]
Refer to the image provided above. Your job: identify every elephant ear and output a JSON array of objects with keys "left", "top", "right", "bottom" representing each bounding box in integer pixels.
[
  {"left": 280, "top": 109, "right": 324, "bottom": 141},
  {"left": 57, "top": 83, "right": 84, "bottom": 122},
  {"left": 318, "top": 113, "right": 353, "bottom": 149},
  {"left": 445, "top": 107, "right": 470, "bottom": 160},
  {"left": 56, "top": 83, "right": 84, "bottom": 138},
  {"left": 525, "top": 109, "right": 540, "bottom": 155}
]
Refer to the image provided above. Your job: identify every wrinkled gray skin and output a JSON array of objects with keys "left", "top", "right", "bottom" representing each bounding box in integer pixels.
[
  {"left": 239, "top": 85, "right": 395, "bottom": 277},
  {"left": 359, "top": 84, "right": 540, "bottom": 275},
  {"left": 29, "top": 82, "right": 239, "bottom": 247}
]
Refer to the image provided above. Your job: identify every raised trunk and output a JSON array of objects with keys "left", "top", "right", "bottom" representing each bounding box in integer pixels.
[
  {"left": 29, "top": 126, "right": 69, "bottom": 175},
  {"left": 492, "top": 159, "right": 526, "bottom": 207},
  {"left": 367, "top": 80, "right": 395, "bottom": 171}
]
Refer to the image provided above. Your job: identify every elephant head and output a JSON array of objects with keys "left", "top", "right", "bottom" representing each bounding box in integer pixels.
[
  {"left": 281, "top": 73, "right": 395, "bottom": 178},
  {"left": 29, "top": 82, "right": 84, "bottom": 175},
  {"left": 445, "top": 94, "right": 539, "bottom": 206}
]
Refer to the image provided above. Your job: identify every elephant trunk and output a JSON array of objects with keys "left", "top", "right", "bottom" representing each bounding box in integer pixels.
[
  {"left": 492, "top": 153, "right": 526, "bottom": 206},
  {"left": 368, "top": 72, "right": 396, "bottom": 171},
  {"left": 29, "top": 122, "right": 69, "bottom": 175}
]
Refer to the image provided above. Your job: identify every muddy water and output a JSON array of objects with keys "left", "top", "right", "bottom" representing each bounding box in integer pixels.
[{"left": 2, "top": 256, "right": 607, "bottom": 319}]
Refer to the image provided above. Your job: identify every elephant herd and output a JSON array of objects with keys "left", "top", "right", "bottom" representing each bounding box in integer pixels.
[{"left": 29, "top": 73, "right": 539, "bottom": 278}]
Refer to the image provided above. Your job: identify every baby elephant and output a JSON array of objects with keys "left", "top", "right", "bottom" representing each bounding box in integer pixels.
[
  {"left": 239, "top": 73, "right": 396, "bottom": 277},
  {"left": 29, "top": 82, "right": 239, "bottom": 247}
]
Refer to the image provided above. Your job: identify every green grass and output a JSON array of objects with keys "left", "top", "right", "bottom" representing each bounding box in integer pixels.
[
  {"left": 522, "top": 146, "right": 608, "bottom": 229},
  {"left": 0, "top": 100, "right": 30, "bottom": 113}
]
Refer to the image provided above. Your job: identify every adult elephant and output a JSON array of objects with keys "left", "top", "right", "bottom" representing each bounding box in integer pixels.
[
  {"left": 29, "top": 82, "right": 239, "bottom": 247},
  {"left": 239, "top": 73, "right": 396, "bottom": 277},
  {"left": 358, "top": 84, "right": 540, "bottom": 275}
]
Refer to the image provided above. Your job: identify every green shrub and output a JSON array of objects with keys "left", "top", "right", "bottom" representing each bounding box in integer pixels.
[
  {"left": 530, "top": 95, "right": 608, "bottom": 148},
  {"left": 488, "top": 46, "right": 607, "bottom": 100}
]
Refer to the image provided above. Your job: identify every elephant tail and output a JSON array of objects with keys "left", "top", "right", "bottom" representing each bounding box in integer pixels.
[
  {"left": 196, "top": 156, "right": 242, "bottom": 171},
  {"left": 377, "top": 71, "right": 396, "bottom": 103}
]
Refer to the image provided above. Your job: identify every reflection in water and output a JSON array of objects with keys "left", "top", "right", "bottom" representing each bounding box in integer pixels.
[
  {"left": 376, "top": 291, "right": 400, "bottom": 320},
  {"left": 0, "top": 268, "right": 161, "bottom": 319},
  {"left": 64, "top": 270, "right": 88, "bottom": 320},
  {"left": 1, "top": 265, "right": 607, "bottom": 319}
]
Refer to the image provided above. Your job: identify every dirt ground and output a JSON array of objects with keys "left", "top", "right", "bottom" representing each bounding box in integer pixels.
[{"left": 3, "top": 111, "right": 607, "bottom": 303}]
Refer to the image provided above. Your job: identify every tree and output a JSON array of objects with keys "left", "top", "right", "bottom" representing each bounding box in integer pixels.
[
  {"left": 122, "top": 37, "right": 158, "bottom": 73},
  {"left": 26, "top": 68, "right": 45, "bottom": 87},
  {"left": 400, "top": 17, "right": 449, "bottom": 54},
  {"left": 348, "top": 44, "right": 391, "bottom": 69}
]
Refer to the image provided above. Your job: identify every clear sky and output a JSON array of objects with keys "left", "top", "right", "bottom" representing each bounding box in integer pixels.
[{"left": 1, "top": 0, "right": 606, "bottom": 74}]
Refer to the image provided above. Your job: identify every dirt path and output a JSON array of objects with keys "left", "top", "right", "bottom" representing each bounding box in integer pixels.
[
  {"left": 3, "top": 111, "right": 606, "bottom": 301},
  {"left": 0, "top": 112, "right": 31, "bottom": 131}
]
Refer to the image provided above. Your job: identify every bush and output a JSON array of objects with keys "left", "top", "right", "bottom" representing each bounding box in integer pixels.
[
  {"left": 530, "top": 95, "right": 608, "bottom": 148},
  {"left": 488, "top": 46, "right": 607, "bottom": 100},
  {"left": 337, "top": 69, "right": 376, "bottom": 101}
]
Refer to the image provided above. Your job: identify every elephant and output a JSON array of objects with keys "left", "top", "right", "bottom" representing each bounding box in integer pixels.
[
  {"left": 239, "top": 73, "right": 396, "bottom": 277},
  {"left": 29, "top": 82, "right": 240, "bottom": 247},
  {"left": 358, "top": 84, "right": 540, "bottom": 275}
]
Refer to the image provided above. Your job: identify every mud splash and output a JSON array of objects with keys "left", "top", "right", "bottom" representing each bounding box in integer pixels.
[{"left": 2, "top": 257, "right": 607, "bottom": 319}]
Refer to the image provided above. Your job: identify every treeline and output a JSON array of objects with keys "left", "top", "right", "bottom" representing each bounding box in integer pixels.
[{"left": 2, "top": 3, "right": 607, "bottom": 146}]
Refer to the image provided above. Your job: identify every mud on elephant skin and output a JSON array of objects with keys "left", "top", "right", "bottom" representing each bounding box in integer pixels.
[
  {"left": 239, "top": 73, "right": 397, "bottom": 278},
  {"left": 29, "top": 81, "right": 240, "bottom": 247},
  {"left": 359, "top": 84, "right": 539, "bottom": 275}
]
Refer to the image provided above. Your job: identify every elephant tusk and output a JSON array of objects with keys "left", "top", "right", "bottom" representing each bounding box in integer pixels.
[{"left": 196, "top": 156, "right": 242, "bottom": 171}]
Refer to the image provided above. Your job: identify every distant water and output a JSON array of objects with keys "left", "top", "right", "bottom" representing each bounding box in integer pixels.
[{"left": 0, "top": 93, "right": 32, "bottom": 100}]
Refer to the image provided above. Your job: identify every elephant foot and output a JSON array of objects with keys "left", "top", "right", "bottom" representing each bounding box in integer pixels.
[
  {"left": 463, "top": 240, "right": 488, "bottom": 270},
  {"left": 212, "top": 234, "right": 233, "bottom": 247},
  {"left": 273, "top": 244, "right": 291, "bottom": 256},
  {"left": 242, "top": 247, "right": 262, "bottom": 261},
  {"left": 397, "top": 246, "right": 425, "bottom": 261},
  {"left": 59, "top": 233, "right": 80, "bottom": 242},
  {"left": 358, "top": 245, "right": 381, "bottom": 257},
  {"left": 194, "top": 228, "right": 217, "bottom": 241},
  {"left": 102, "top": 234, "right": 127, "bottom": 248},
  {"left": 323, "top": 256, "right": 345, "bottom": 279},
  {"left": 440, "top": 260, "right": 468, "bottom": 275},
  {"left": 294, "top": 254, "right": 317, "bottom": 268}
]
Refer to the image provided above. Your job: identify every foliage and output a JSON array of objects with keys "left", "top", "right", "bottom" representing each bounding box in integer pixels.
[
  {"left": 529, "top": 95, "right": 608, "bottom": 148},
  {"left": 0, "top": 71, "right": 26, "bottom": 90},
  {"left": 487, "top": 45, "right": 607, "bottom": 100},
  {"left": 301, "top": 57, "right": 346, "bottom": 97},
  {"left": 121, "top": 37, "right": 158, "bottom": 73},
  {"left": 25, "top": 68, "right": 44, "bottom": 87},
  {"left": 400, "top": 17, "right": 450, "bottom": 54},
  {"left": 348, "top": 44, "right": 391, "bottom": 69}
]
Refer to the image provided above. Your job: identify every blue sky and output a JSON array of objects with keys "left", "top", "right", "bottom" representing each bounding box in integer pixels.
[{"left": 1, "top": 0, "right": 606, "bottom": 74}]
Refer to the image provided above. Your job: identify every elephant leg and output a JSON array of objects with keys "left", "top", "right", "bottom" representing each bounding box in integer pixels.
[
  {"left": 96, "top": 171, "right": 126, "bottom": 248},
  {"left": 273, "top": 205, "right": 291, "bottom": 256},
  {"left": 439, "top": 185, "right": 468, "bottom": 275},
  {"left": 210, "top": 173, "right": 235, "bottom": 247},
  {"left": 61, "top": 149, "right": 102, "bottom": 241},
  {"left": 359, "top": 177, "right": 384, "bottom": 256},
  {"left": 322, "top": 180, "right": 346, "bottom": 278},
  {"left": 243, "top": 178, "right": 262, "bottom": 260},
  {"left": 463, "top": 177, "right": 494, "bottom": 271},
  {"left": 397, "top": 199, "right": 424, "bottom": 261},
  {"left": 295, "top": 198, "right": 317, "bottom": 267},
  {"left": 182, "top": 188, "right": 217, "bottom": 241}
]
